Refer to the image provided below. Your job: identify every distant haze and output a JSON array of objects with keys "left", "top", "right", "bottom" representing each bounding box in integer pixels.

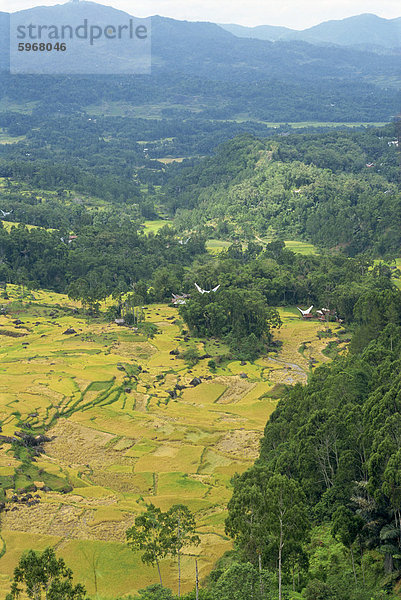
[{"left": 2, "top": 0, "right": 401, "bottom": 29}]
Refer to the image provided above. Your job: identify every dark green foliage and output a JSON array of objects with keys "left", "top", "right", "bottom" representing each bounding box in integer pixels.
[
  {"left": 224, "top": 285, "right": 401, "bottom": 597},
  {"left": 135, "top": 585, "right": 176, "bottom": 600},
  {"left": 210, "top": 562, "right": 273, "bottom": 600},
  {"left": 303, "top": 580, "right": 337, "bottom": 600},
  {"left": 169, "top": 127, "right": 400, "bottom": 256},
  {"left": 180, "top": 347, "right": 200, "bottom": 368},
  {"left": 179, "top": 287, "right": 281, "bottom": 359},
  {"left": 0, "top": 222, "right": 206, "bottom": 296}
]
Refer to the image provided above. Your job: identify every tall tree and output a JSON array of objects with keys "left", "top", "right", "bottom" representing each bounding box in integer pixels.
[
  {"left": 331, "top": 506, "right": 363, "bottom": 584},
  {"left": 225, "top": 466, "right": 271, "bottom": 595},
  {"left": 126, "top": 504, "right": 166, "bottom": 586},
  {"left": 227, "top": 471, "right": 310, "bottom": 600},
  {"left": 163, "top": 505, "right": 200, "bottom": 597},
  {"left": 264, "top": 475, "right": 310, "bottom": 600}
]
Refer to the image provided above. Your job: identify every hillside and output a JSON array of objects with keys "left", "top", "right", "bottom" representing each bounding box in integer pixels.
[
  {"left": 166, "top": 127, "right": 401, "bottom": 256},
  {"left": 4, "top": 3, "right": 400, "bottom": 80},
  {"left": 0, "top": 3, "right": 401, "bottom": 598},
  {"left": 0, "top": 3, "right": 399, "bottom": 122},
  {"left": 0, "top": 284, "right": 342, "bottom": 597}
]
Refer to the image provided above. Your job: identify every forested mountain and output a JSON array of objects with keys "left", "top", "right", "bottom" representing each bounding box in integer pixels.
[
  {"left": 0, "top": 2, "right": 400, "bottom": 122},
  {"left": 150, "top": 15, "right": 401, "bottom": 83},
  {"left": 1, "top": 120, "right": 400, "bottom": 257},
  {"left": 222, "top": 13, "right": 401, "bottom": 50},
  {"left": 167, "top": 127, "right": 401, "bottom": 256},
  {"left": 4, "top": 3, "right": 401, "bottom": 81}
]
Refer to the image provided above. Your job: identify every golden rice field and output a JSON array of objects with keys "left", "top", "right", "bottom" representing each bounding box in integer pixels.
[{"left": 0, "top": 286, "right": 344, "bottom": 598}]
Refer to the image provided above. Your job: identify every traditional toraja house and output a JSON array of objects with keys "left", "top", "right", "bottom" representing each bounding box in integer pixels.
[
  {"left": 171, "top": 293, "right": 190, "bottom": 306},
  {"left": 316, "top": 308, "right": 331, "bottom": 322},
  {"left": 297, "top": 305, "right": 313, "bottom": 319}
]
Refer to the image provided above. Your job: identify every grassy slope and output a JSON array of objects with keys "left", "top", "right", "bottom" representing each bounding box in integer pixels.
[
  {"left": 142, "top": 220, "right": 170, "bottom": 234},
  {"left": 0, "top": 286, "right": 344, "bottom": 598},
  {"left": 206, "top": 238, "right": 318, "bottom": 256}
]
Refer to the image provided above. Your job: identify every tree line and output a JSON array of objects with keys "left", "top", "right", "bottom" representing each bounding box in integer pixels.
[{"left": 0, "top": 218, "right": 396, "bottom": 359}]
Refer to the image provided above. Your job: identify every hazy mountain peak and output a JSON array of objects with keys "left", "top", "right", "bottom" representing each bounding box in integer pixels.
[{"left": 220, "top": 13, "right": 401, "bottom": 49}]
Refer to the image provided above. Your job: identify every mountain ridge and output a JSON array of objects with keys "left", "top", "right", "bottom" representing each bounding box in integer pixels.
[
  {"left": 4, "top": 2, "right": 399, "bottom": 82},
  {"left": 221, "top": 13, "right": 401, "bottom": 50},
  {"left": 1, "top": 2, "right": 399, "bottom": 122}
]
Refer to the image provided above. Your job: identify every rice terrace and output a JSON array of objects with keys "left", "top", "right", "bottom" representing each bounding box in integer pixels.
[{"left": 0, "top": 284, "right": 344, "bottom": 597}]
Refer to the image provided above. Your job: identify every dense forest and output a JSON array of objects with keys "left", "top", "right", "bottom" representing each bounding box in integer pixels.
[
  {"left": 167, "top": 127, "right": 401, "bottom": 256},
  {"left": 222, "top": 289, "right": 401, "bottom": 600},
  {"left": 1, "top": 73, "right": 398, "bottom": 122},
  {"left": 1, "top": 119, "right": 400, "bottom": 256}
]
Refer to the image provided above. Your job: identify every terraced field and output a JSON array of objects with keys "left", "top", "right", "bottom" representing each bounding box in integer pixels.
[{"left": 0, "top": 287, "right": 344, "bottom": 598}]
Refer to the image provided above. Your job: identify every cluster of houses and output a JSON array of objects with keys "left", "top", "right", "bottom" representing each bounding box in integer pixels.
[
  {"left": 171, "top": 283, "right": 220, "bottom": 305},
  {"left": 171, "top": 293, "right": 190, "bottom": 306},
  {"left": 297, "top": 305, "right": 342, "bottom": 323}
]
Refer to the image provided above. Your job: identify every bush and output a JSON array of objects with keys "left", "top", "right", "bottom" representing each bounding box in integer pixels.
[
  {"left": 181, "top": 347, "right": 200, "bottom": 368},
  {"left": 303, "top": 580, "right": 336, "bottom": 600},
  {"left": 135, "top": 584, "right": 176, "bottom": 600}
]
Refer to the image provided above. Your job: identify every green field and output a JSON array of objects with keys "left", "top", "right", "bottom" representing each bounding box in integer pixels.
[
  {"left": 205, "top": 239, "right": 233, "bottom": 254},
  {"left": 206, "top": 238, "right": 317, "bottom": 256},
  {"left": 0, "top": 129, "right": 26, "bottom": 144},
  {"left": 0, "top": 285, "right": 345, "bottom": 598},
  {"left": 284, "top": 240, "right": 318, "bottom": 255},
  {"left": 1, "top": 220, "right": 44, "bottom": 232},
  {"left": 391, "top": 258, "right": 401, "bottom": 289},
  {"left": 143, "top": 220, "right": 171, "bottom": 234},
  {"left": 228, "top": 118, "right": 389, "bottom": 128}
]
